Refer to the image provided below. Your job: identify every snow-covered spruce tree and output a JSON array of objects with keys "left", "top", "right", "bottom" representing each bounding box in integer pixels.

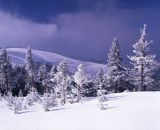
[
  {"left": 95, "top": 68, "right": 107, "bottom": 93},
  {"left": 128, "top": 24, "right": 158, "bottom": 91},
  {"left": 37, "top": 63, "right": 47, "bottom": 81},
  {"left": 24, "top": 46, "right": 36, "bottom": 93},
  {"left": 0, "top": 48, "right": 14, "bottom": 95},
  {"left": 95, "top": 68, "right": 107, "bottom": 110},
  {"left": 37, "top": 63, "right": 50, "bottom": 93},
  {"left": 107, "top": 38, "right": 125, "bottom": 93},
  {"left": 47, "top": 65, "right": 57, "bottom": 93},
  {"left": 74, "top": 64, "right": 88, "bottom": 102},
  {"left": 52, "top": 59, "right": 72, "bottom": 105}
]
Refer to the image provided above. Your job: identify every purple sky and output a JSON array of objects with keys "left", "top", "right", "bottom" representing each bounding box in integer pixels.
[{"left": 0, "top": 0, "right": 160, "bottom": 63}]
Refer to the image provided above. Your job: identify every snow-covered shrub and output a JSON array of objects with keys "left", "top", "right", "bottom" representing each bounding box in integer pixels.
[
  {"left": 97, "top": 89, "right": 106, "bottom": 110},
  {"left": 29, "top": 88, "right": 40, "bottom": 102},
  {"left": 21, "top": 96, "right": 31, "bottom": 110},
  {"left": 6, "top": 92, "right": 14, "bottom": 107},
  {"left": 13, "top": 96, "right": 23, "bottom": 114},
  {"left": 23, "top": 88, "right": 40, "bottom": 108},
  {"left": 41, "top": 92, "right": 57, "bottom": 112}
]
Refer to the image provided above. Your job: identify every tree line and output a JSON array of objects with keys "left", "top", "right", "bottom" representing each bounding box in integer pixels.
[{"left": 0, "top": 24, "right": 159, "bottom": 104}]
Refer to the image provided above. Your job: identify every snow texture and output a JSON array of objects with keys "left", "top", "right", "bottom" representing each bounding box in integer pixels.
[{"left": 0, "top": 92, "right": 160, "bottom": 130}]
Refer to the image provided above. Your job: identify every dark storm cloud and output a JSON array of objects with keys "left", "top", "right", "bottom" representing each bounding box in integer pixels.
[
  {"left": 0, "top": 0, "right": 109, "bottom": 22},
  {"left": 0, "top": 11, "right": 57, "bottom": 48},
  {"left": 116, "top": 0, "right": 160, "bottom": 8},
  {"left": 1, "top": 0, "right": 159, "bottom": 22},
  {"left": 0, "top": 0, "right": 160, "bottom": 63},
  {"left": 49, "top": 8, "right": 160, "bottom": 63}
]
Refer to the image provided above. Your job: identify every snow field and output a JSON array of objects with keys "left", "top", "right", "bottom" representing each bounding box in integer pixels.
[{"left": 0, "top": 92, "right": 160, "bottom": 130}]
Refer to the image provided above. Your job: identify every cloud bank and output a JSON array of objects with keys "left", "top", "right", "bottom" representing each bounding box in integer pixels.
[
  {"left": 0, "top": 11, "right": 57, "bottom": 48},
  {"left": 0, "top": 1, "right": 160, "bottom": 63}
]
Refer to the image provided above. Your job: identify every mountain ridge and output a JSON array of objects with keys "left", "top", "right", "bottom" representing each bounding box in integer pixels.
[{"left": 6, "top": 48, "right": 106, "bottom": 75}]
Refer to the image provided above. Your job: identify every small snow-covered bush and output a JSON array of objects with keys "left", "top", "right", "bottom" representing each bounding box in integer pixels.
[
  {"left": 97, "top": 89, "right": 107, "bottom": 110},
  {"left": 6, "top": 92, "right": 14, "bottom": 107},
  {"left": 24, "top": 88, "right": 41, "bottom": 107},
  {"left": 42, "top": 92, "right": 57, "bottom": 112},
  {"left": 13, "top": 97, "right": 23, "bottom": 114}
]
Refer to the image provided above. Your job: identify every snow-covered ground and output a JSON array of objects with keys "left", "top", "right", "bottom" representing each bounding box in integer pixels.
[{"left": 0, "top": 92, "right": 160, "bottom": 130}]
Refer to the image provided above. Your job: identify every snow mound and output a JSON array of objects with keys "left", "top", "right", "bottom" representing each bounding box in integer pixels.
[{"left": 0, "top": 92, "right": 160, "bottom": 130}]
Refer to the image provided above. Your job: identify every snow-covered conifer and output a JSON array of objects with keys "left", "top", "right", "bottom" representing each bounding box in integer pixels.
[
  {"left": 95, "top": 68, "right": 107, "bottom": 93},
  {"left": 24, "top": 46, "right": 35, "bottom": 92},
  {"left": 42, "top": 93, "right": 50, "bottom": 111},
  {"left": 95, "top": 68, "right": 107, "bottom": 109},
  {"left": 52, "top": 59, "right": 71, "bottom": 105},
  {"left": 97, "top": 89, "right": 106, "bottom": 110},
  {"left": 107, "top": 38, "right": 125, "bottom": 93},
  {"left": 128, "top": 24, "right": 158, "bottom": 91},
  {"left": 37, "top": 63, "right": 50, "bottom": 92},
  {"left": 0, "top": 48, "right": 14, "bottom": 94},
  {"left": 46, "top": 65, "right": 57, "bottom": 93},
  {"left": 74, "top": 64, "right": 88, "bottom": 102},
  {"left": 37, "top": 63, "right": 47, "bottom": 81},
  {"left": 25, "top": 46, "right": 35, "bottom": 78}
]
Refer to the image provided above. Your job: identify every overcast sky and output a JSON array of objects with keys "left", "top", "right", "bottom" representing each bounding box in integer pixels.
[{"left": 0, "top": 0, "right": 160, "bottom": 63}]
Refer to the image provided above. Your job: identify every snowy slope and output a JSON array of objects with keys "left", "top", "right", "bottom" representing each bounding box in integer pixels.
[
  {"left": 7, "top": 48, "right": 106, "bottom": 75},
  {"left": 0, "top": 92, "right": 160, "bottom": 130}
]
